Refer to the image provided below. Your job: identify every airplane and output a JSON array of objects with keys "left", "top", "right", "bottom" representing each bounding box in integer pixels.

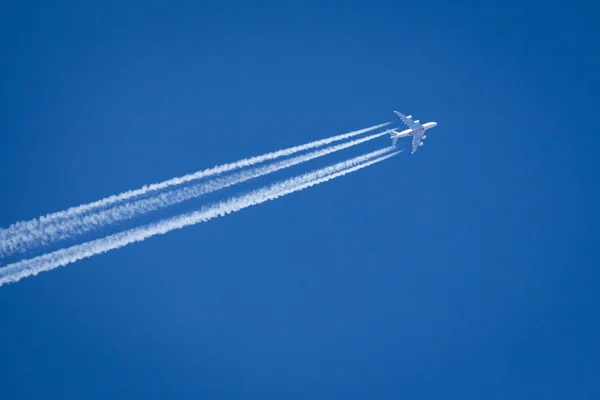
[{"left": 389, "top": 111, "right": 438, "bottom": 154}]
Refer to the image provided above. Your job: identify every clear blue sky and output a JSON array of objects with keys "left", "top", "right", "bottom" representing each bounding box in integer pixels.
[{"left": 1, "top": 1, "right": 599, "bottom": 398}]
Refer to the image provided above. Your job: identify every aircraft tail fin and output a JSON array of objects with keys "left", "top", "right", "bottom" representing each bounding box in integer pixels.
[{"left": 392, "top": 135, "right": 399, "bottom": 146}]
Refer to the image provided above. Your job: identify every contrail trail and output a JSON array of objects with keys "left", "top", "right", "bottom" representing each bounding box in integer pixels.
[
  {"left": 0, "top": 131, "right": 389, "bottom": 257},
  {"left": 0, "top": 122, "right": 391, "bottom": 241},
  {"left": 0, "top": 147, "right": 400, "bottom": 286}
]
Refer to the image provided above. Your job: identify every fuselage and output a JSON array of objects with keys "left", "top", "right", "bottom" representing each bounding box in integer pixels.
[{"left": 392, "top": 122, "right": 438, "bottom": 138}]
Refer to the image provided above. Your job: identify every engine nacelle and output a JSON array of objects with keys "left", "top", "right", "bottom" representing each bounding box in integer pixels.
[
  {"left": 414, "top": 120, "right": 420, "bottom": 124},
  {"left": 406, "top": 115, "right": 412, "bottom": 119},
  {"left": 422, "top": 135, "right": 426, "bottom": 139},
  {"left": 419, "top": 142, "right": 424, "bottom": 146}
]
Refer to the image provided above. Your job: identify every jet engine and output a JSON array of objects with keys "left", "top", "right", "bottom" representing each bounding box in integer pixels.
[
  {"left": 414, "top": 120, "right": 420, "bottom": 123},
  {"left": 419, "top": 142, "right": 424, "bottom": 146},
  {"left": 422, "top": 135, "right": 427, "bottom": 139}
]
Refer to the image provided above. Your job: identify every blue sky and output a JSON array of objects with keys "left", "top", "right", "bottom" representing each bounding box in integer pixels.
[{"left": 1, "top": 0, "right": 599, "bottom": 398}]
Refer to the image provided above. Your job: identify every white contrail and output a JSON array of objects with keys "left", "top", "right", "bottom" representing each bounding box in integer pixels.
[
  {"left": 0, "top": 131, "right": 389, "bottom": 257},
  {"left": 0, "top": 122, "right": 391, "bottom": 240},
  {"left": 0, "top": 147, "right": 400, "bottom": 286}
]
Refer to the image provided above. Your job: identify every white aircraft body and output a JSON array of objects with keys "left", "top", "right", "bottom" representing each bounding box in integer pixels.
[{"left": 390, "top": 111, "right": 438, "bottom": 154}]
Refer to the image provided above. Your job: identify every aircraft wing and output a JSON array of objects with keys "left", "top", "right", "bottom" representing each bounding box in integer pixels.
[
  {"left": 394, "top": 111, "right": 423, "bottom": 130},
  {"left": 411, "top": 132, "right": 424, "bottom": 154}
]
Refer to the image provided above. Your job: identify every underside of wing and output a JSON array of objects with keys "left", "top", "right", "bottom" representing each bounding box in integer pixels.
[
  {"left": 394, "top": 111, "right": 422, "bottom": 130},
  {"left": 411, "top": 133, "right": 424, "bottom": 154}
]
